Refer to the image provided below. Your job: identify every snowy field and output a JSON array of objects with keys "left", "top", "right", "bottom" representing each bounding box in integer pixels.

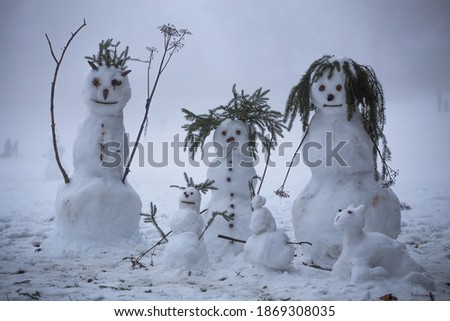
[{"left": 0, "top": 95, "right": 449, "bottom": 301}]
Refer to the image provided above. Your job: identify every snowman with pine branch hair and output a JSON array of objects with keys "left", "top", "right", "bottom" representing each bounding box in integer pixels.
[
  {"left": 54, "top": 40, "right": 141, "bottom": 245},
  {"left": 281, "top": 55, "right": 401, "bottom": 267},
  {"left": 182, "top": 85, "right": 285, "bottom": 260}
]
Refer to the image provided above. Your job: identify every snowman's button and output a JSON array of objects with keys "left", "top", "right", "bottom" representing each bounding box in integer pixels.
[
  {"left": 230, "top": 204, "right": 234, "bottom": 209},
  {"left": 228, "top": 168, "right": 232, "bottom": 172},
  {"left": 230, "top": 193, "right": 234, "bottom": 197},
  {"left": 228, "top": 223, "right": 234, "bottom": 228},
  {"left": 230, "top": 213, "right": 235, "bottom": 217},
  {"left": 227, "top": 177, "right": 231, "bottom": 182}
]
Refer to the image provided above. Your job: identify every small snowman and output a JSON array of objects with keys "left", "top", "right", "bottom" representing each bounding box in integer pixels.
[
  {"left": 332, "top": 204, "right": 434, "bottom": 289},
  {"left": 182, "top": 85, "right": 285, "bottom": 259},
  {"left": 55, "top": 40, "right": 141, "bottom": 243},
  {"left": 282, "top": 55, "right": 401, "bottom": 266},
  {"left": 244, "top": 195, "right": 295, "bottom": 271},
  {"left": 163, "top": 174, "right": 215, "bottom": 270}
]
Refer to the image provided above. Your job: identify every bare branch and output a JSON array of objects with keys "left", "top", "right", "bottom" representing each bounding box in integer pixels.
[{"left": 46, "top": 19, "right": 87, "bottom": 184}]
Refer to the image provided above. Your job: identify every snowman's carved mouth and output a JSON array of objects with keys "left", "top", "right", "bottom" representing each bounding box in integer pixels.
[
  {"left": 181, "top": 201, "right": 195, "bottom": 205},
  {"left": 323, "top": 104, "right": 343, "bottom": 108},
  {"left": 94, "top": 100, "right": 119, "bottom": 105}
]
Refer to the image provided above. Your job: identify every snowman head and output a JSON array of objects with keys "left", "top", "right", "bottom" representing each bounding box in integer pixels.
[
  {"left": 82, "top": 63, "right": 131, "bottom": 116},
  {"left": 213, "top": 119, "right": 250, "bottom": 156},
  {"left": 334, "top": 204, "right": 366, "bottom": 232},
  {"left": 310, "top": 63, "right": 347, "bottom": 113},
  {"left": 178, "top": 186, "right": 201, "bottom": 211}
]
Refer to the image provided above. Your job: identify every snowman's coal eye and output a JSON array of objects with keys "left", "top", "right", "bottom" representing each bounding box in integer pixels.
[
  {"left": 92, "top": 78, "right": 100, "bottom": 87},
  {"left": 347, "top": 210, "right": 353, "bottom": 214},
  {"left": 111, "top": 79, "right": 122, "bottom": 87},
  {"left": 319, "top": 85, "right": 325, "bottom": 92},
  {"left": 190, "top": 192, "right": 194, "bottom": 195},
  {"left": 222, "top": 131, "right": 227, "bottom": 136},
  {"left": 236, "top": 130, "right": 241, "bottom": 135},
  {"left": 336, "top": 84, "right": 342, "bottom": 91}
]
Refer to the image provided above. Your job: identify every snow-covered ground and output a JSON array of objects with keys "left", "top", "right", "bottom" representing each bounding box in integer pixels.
[{"left": 0, "top": 95, "right": 449, "bottom": 301}]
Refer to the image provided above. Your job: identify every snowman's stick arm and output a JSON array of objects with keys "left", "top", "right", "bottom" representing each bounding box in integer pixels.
[
  {"left": 275, "top": 126, "right": 309, "bottom": 197},
  {"left": 45, "top": 19, "right": 87, "bottom": 184},
  {"left": 217, "top": 234, "right": 246, "bottom": 244}
]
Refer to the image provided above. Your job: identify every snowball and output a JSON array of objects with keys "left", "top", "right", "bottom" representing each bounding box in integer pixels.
[{"left": 163, "top": 232, "right": 209, "bottom": 270}]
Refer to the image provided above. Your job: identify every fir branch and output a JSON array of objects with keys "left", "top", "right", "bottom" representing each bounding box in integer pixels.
[
  {"left": 122, "top": 24, "right": 191, "bottom": 183},
  {"left": 198, "top": 211, "right": 231, "bottom": 240},
  {"left": 170, "top": 172, "right": 217, "bottom": 194},
  {"left": 140, "top": 202, "right": 169, "bottom": 242},
  {"left": 45, "top": 19, "right": 86, "bottom": 184},
  {"left": 182, "top": 84, "right": 285, "bottom": 159},
  {"left": 85, "top": 39, "right": 130, "bottom": 70}
]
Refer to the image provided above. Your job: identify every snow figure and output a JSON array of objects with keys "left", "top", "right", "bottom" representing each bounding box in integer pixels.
[
  {"left": 283, "top": 55, "right": 401, "bottom": 267},
  {"left": 182, "top": 85, "right": 285, "bottom": 260},
  {"left": 55, "top": 40, "right": 141, "bottom": 243},
  {"left": 244, "top": 195, "right": 294, "bottom": 271},
  {"left": 332, "top": 204, "right": 434, "bottom": 289},
  {"left": 163, "top": 174, "right": 215, "bottom": 270}
]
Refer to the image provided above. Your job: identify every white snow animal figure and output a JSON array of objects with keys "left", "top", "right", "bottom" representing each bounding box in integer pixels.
[
  {"left": 203, "top": 119, "right": 256, "bottom": 259},
  {"left": 55, "top": 51, "right": 141, "bottom": 243},
  {"left": 332, "top": 204, "right": 434, "bottom": 289},
  {"left": 244, "top": 196, "right": 294, "bottom": 271},
  {"left": 163, "top": 187, "right": 209, "bottom": 270},
  {"left": 285, "top": 56, "right": 401, "bottom": 266}
]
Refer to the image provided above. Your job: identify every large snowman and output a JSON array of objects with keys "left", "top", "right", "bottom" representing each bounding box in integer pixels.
[
  {"left": 182, "top": 85, "right": 284, "bottom": 260},
  {"left": 203, "top": 119, "right": 257, "bottom": 259},
  {"left": 284, "top": 55, "right": 401, "bottom": 266},
  {"left": 55, "top": 41, "right": 141, "bottom": 244}
]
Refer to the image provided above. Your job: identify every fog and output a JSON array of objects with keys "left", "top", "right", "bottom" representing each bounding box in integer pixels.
[{"left": 0, "top": 0, "right": 449, "bottom": 173}]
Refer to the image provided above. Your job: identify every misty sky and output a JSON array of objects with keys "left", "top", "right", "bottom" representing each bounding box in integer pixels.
[{"left": 0, "top": 0, "right": 449, "bottom": 161}]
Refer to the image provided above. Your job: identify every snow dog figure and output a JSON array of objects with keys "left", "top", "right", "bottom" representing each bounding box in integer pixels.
[
  {"left": 283, "top": 55, "right": 401, "bottom": 266},
  {"left": 163, "top": 174, "right": 215, "bottom": 269},
  {"left": 332, "top": 204, "right": 434, "bottom": 289},
  {"left": 55, "top": 40, "right": 141, "bottom": 243},
  {"left": 244, "top": 195, "right": 294, "bottom": 271},
  {"left": 182, "top": 85, "right": 285, "bottom": 260}
]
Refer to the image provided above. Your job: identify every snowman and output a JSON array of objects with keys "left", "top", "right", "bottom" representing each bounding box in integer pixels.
[
  {"left": 182, "top": 85, "right": 285, "bottom": 260},
  {"left": 163, "top": 186, "right": 209, "bottom": 270},
  {"left": 54, "top": 40, "right": 141, "bottom": 243},
  {"left": 283, "top": 55, "right": 401, "bottom": 266},
  {"left": 332, "top": 204, "right": 434, "bottom": 289},
  {"left": 203, "top": 119, "right": 257, "bottom": 258},
  {"left": 244, "top": 195, "right": 295, "bottom": 271}
]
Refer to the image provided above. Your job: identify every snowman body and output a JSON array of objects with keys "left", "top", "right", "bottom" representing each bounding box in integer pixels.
[
  {"left": 202, "top": 119, "right": 256, "bottom": 259},
  {"left": 55, "top": 65, "right": 141, "bottom": 243},
  {"left": 163, "top": 187, "right": 209, "bottom": 269},
  {"left": 244, "top": 196, "right": 294, "bottom": 271},
  {"left": 332, "top": 204, "right": 433, "bottom": 289},
  {"left": 292, "top": 67, "right": 401, "bottom": 266}
]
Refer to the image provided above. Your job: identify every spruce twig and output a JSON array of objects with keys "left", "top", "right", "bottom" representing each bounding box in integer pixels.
[
  {"left": 45, "top": 19, "right": 86, "bottom": 184},
  {"left": 140, "top": 202, "right": 169, "bottom": 242},
  {"left": 198, "top": 211, "right": 230, "bottom": 240},
  {"left": 122, "top": 25, "right": 191, "bottom": 183}
]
